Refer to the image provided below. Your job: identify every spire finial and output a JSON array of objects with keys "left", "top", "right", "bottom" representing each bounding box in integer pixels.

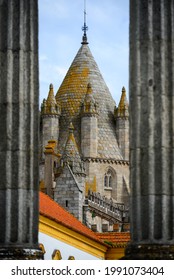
[{"left": 82, "top": 0, "right": 88, "bottom": 44}]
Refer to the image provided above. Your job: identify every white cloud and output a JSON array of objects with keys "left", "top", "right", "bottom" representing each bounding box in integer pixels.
[
  {"left": 39, "top": 62, "right": 67, "bottom": 86},
  {"left": 39, "top": 0, "right": 69, "bottom": 20},
  {"left": 39, "top": 54, "right": 48, "bottom": 62}
]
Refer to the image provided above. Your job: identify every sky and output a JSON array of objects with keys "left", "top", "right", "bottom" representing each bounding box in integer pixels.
[{"left": 38, "top": 0, "right": 129, "bottom": 106}]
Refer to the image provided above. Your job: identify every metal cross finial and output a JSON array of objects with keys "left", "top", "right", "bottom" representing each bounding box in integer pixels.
[{"left": 82, "top": 0, "right": 88, "bottom": 44}]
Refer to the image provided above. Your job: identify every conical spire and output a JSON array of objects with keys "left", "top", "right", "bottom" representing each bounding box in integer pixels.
[
  {"left": 41, "top": 84, "right": 61, "bottom": 115},
  {"left": 66, "top": 122, "right": 76, "bottom": 146},
  {"left": 47, "top": 83, "right": 56, "bottom": 104},
  {"left": 56, "top": 38, "right": 123, "bottom": 159},
  {"left": 62, "top": 122, "right": 83, "bottom": 173},
  {"left": 115, "top": 87, "right": 129, "bottom": 118}
]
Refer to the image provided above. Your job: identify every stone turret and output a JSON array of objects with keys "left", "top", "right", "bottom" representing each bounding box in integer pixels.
[
  {"left": 54, "top": 123, "right": 85, "bottom": 221},
  {"left": 41, "top": 84, "right": 61, "bottom": 156},
  {"left": 115, "top": 87, "right": 129, "bottom": 160},
  {"left": 81, "top": 83, "right": 98, "bottom": 158}
]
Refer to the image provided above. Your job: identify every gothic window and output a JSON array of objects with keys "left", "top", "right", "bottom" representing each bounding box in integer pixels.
[
  {"left": 109, "top": 174, "right": 112, "bottom": 188},
  {"left": 104, "top": 170, "right": 113, "bottom": 188},
  {"left": 104, "top": 175, "right": 107, "bottom": 187}
]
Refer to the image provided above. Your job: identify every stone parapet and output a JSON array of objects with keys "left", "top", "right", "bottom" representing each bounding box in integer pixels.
[{"left": 87, "top": 191, "right": 129, "bottom": 223}]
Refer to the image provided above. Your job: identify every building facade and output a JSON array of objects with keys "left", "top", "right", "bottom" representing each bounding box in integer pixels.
[{"left": 39, "top": 33, "right": 130, "bottom": 233}]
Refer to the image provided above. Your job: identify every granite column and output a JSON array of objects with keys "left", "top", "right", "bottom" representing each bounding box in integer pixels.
[
  {"left": 0, "top": 0, "right": 42, "bottom": 259},
  {"left": 125, "top": 0, "right": 174, "bottom": 259}
]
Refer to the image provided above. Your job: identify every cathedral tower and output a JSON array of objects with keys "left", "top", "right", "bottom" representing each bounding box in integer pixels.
[{"left": 40, "top": 11, "right": 130, "bottom": 231}]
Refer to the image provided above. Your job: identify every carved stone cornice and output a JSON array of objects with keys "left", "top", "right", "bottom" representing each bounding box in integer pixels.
[
  {"left": 82, "top": 157, "right": 129, "bottom": 165},
  {"left": 42, "top": 114, "right": 60, "bottom": 119},
  {"left": 81, "top": 112, "right": 99, "bottom": 118}
]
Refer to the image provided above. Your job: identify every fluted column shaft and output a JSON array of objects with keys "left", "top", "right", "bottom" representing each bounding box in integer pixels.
[
  {"left": 126, "top": 0, "right": 174, "bottom": 259},
  {"left": 0, "top": 0, "right": 41, "bottom": 258}
]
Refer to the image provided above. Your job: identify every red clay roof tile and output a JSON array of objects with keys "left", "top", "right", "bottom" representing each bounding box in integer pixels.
[
  {"left": 96, "top": 232, "right": 130, "bottom": 244},
  {"left": 39, "top": 192, "right": 130, "bottom": 245},
  {"left": 39, "top": 192, "right": 102, "bottom": 244}
]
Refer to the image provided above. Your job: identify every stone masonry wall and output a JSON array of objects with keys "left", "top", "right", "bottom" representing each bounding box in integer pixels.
[
  {"left": 81, "top": 116, "right": 98, "bottom": 157},
  {"left": 54, "top": 165, "right": 83, "bottom": 221},
  {"left": 84, "top": 160, "right": 129, "bottom": 208}
]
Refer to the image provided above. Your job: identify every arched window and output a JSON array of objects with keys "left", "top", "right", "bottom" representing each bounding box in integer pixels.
[
  {"left": 104, "top": 169, "right": 113, "bottom": 188},
  {"left": 104, "top": 175, "right": 107, "bottom": 187},
  {"left": 108, "top": 174, "right": 112, "bottom": 188}
]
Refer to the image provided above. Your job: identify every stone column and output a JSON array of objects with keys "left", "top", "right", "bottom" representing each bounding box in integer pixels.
[
  {"left": 124, "top": 0, "right": 174, "bottom": 259},
  {"left": 0, "top": 0, "right": 42, "bottom": 259}
]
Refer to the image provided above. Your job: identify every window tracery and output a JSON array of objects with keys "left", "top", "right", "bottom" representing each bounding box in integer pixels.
[{"left": 104, "top": 169, "right": 113, "bottom": 188}]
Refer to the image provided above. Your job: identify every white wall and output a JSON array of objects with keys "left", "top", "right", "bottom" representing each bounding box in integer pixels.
[{"left": 39, "top": 232, "right": 100, "bottom": 260}]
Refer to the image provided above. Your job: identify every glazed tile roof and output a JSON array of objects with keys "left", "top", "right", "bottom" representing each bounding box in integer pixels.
[
  {"left": 39, "top": 192, "right": 103, "bottom": 244},
  {"left": 96, "top": 232, "right": 130, "bottom": 247},
  {"left": 56, "top": 43, "right": 122, "bottom": 159}
]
